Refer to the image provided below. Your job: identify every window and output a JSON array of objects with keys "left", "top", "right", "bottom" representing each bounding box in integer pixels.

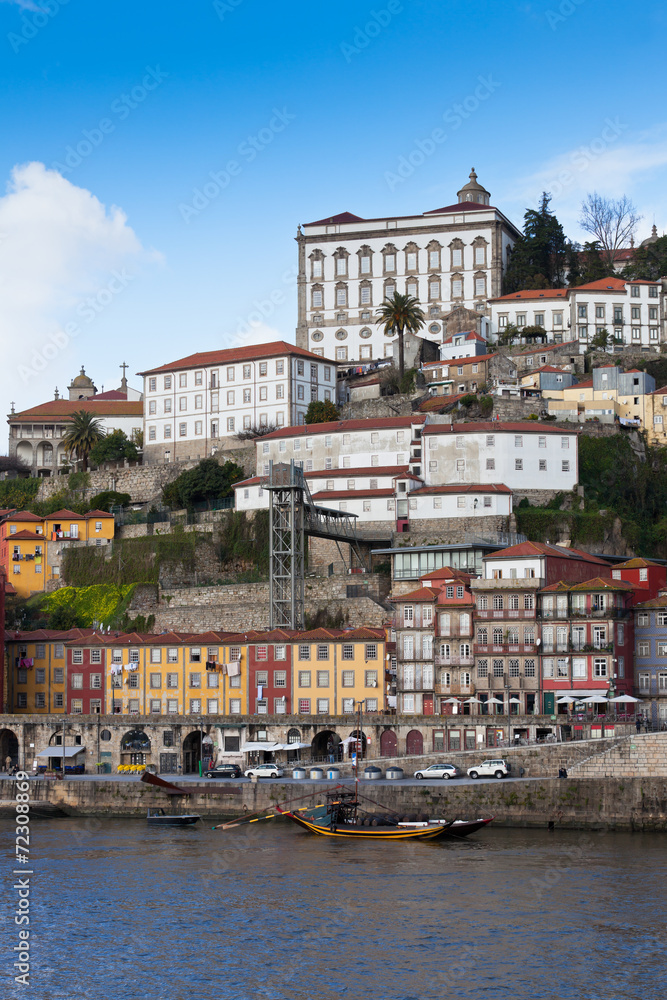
[
  {"left": 342, "top": 644, "right": 354, "bottom": 660},
  {"left": 593, "top": 658, "right": 607, "bottom": 677},
  {"left": 493, "top": 660, "right": 504, "bottom": 677},
  {"left": 207, "top": 672, "right": 219, "bottom": 689},
  {"left": 486, "top": 458, "right": 495, "bottom": 470},
  {"left": 299, "top": 699, "right": 311, "bottom": 713},
  {"left": 90, "top": 674, "right": 102, "bottom": 689},
  {"left": 317, "top": 670, "right": 330, "bottom": 688},
  {"left": 164, "top": 376, "right": 172, "bottom": 390},
  {"left": 149, "top": 377, "right": 157, "bottom": 392},
  {"left": 274, "top": 671, "right": 287, "bottom": 688},
  {"left": 180, "top": 422, "right": 188, "bottom": 437},
  {"left": 299, "top": 671, "right": 311, "bottom": 687},
  {"left": 515, "top": 459, "right": 523, "bottom": 471},
  {"left": 71, "top": 673, "right": 83, "bottom": 689},
  {"left": 562, "top": 460, "right": 570, "bottom": 473},
  {"left": 317, "top": 645, "right": 329, "bottom": 661}
]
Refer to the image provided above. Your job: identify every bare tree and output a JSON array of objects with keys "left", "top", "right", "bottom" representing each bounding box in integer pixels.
[{"left": 579, "top": 193, "right": 641, "bottom": 271}]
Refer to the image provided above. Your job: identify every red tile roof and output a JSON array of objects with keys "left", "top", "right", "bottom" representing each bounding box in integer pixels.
[
  {"left": 533, "top": 365, "right": 570, "bottom": 374},
  {"left": 612, "top": 557, "right": 663, "bottom": 569},
  {"left": 490, "top": 289, "right": 568, "bottom": 302},
  {"left": 260, "top": 415, "right": 425, "bottom": 440},
  {"left": 234, "top": 466, "right": 410, "bottom": 488},
  {"left": 5, "top": 530, "right": 43, "bottom": 540},
  {"left": 441, "top": 331, "right": 487, "bottom": 344},
  {"left": 418, "top": 394, "right": 465, "bottom": 413},
  {"left": 137, "top": 341, "right": 330, "bottom": 376},
  {"left": 392, "top": 586, "right": 440, "bottom": 603},
  {"left": 45, "top": 509, "right": 84, "bottom": 519},
  {"left": 419, "top": 567, "right": 472, "bottom": 582},
  {"left": 490, "top": 541, "right": 608, "bottom": 564},
  {"left": 305, "top": 211, "right": 365, "bottom": 226},
  {"left": 2, "top": 512, "right": 42, "bottom": 522},
  {"left": 83, "top": 509, "right": 115, "bottom": 519},
  {"left": 312, "top": 489, "right": 394, "bottom": 501},
  {"left": 11, "top": 399, "right": 143, "bottom": 421},
  {"left": 572, "top": 277, "right": 626, "bottom": 291},
  {"left": 424, "top": 201, "right": 499, "bottom": 215},
  {"left": 411, "top": 483, "right": 511, "bottom": 495},
  {"left": 540, "top": 576, "right": 633, "bottom": 593},
  {"left": 91, "top": 390, "right": 128, "bottom": 400}
]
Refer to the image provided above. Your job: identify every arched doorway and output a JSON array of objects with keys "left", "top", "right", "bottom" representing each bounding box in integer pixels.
[
  {"left": 286, "top": 728, "right": 304, "bottom": 763},
  {"left": 348, "top": 730, "right": 367, "bottom": 760},
  {"left": 120, "top": 729, "right": 151, "bottom": 766},
  {"left": 406, "top": 730, "right": 424, "bottom": 755},
  {"left": 380, "top": 730, "right": 397, "bottom": 758},
  {"left": 183, "top": 731, "right": 213, "bottom": 773},
  {"left": 311, "top": 730, "right": 342, "bottom": 762},
  {"left": 0, "top": 729, "right": 19, "bottom": 770}
]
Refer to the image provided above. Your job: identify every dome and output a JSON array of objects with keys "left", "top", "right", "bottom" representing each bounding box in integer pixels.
[
  {"left": 640, "top": 224, "right": 660, "bottom": 248},
  {"left": 71, "top": 366, "right": 94, "bottom": 387},
  {"left": 457, "top": 168, "right": 490, "bottom": 206}
]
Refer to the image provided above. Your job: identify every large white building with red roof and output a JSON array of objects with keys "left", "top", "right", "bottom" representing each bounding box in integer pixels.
[
  {"left": 489, "top": 276, "right": 664, "bottom": 351},
  {"left": 295, "top": 169, "right": 520, "bottom": 365},
  {"left": 137, "top": 341, "right": 337, "bottom": 465},
  {"left": 8, "top": 366, "right": 143, "bottom": 476},
  {"left": 234, "top": 416, "right": 578, "bottom": 527}
]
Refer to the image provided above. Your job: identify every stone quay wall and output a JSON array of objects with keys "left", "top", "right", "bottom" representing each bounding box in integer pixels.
[{"left": 4, "top": 775, "right": 666, "bottom": 831}]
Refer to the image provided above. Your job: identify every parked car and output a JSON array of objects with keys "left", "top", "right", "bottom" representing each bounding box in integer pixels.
[
  {"left": 467, "top": 759, "right": 511, "bottom": 780},
  {"left": 413, "top": 763, "right": 462, "bottom": 780},
  {"left": 204, "top": 763, "right": 242, "bottom": 779},
  {"left": 244, "top": 763, "right": 284, "bottom": 778}
]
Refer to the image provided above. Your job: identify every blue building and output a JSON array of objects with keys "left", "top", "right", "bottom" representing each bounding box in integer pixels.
[{"left": 633, "top": 594, "right": 667, "bottom": 728}]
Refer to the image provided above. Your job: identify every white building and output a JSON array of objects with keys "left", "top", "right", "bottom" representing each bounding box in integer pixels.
[
  {"left": 296, "top": 169, "right": 519, "bottom": 365},
  {"left": 489, "top": 277, "right": 664, "bottom": 352},
  {"left": 439, "top": 331, "right": 489, "bottom": 361},
  {"left": 234, "top": 417, "right": 578, "bottom": 524},
  {"left": 137, "top": 342, "right": 337, "bottom": 465}
]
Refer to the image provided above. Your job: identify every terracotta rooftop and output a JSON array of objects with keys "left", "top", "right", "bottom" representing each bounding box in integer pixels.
[
  {"left": 490, "top": 541, "right": 608, "bottom": 564},
  {"left": 10, "top": 399, "right": 142, "bottom": 421},
  {"left": 422, "top": 421, "right": 576, "bottom": 436},
  {"left": 260, "top": 415, "right": 425, "bottom": 440},
  {"left": 138, "top": 341, "right": 331, "bottom": 376}
]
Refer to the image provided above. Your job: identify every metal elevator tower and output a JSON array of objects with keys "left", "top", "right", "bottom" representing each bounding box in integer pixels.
[
  {"left": 262, "top": 460, "right": 391, "bottom": 630},
  {"left": 264, "top": 461, "right": 306, "bottom": 629}
]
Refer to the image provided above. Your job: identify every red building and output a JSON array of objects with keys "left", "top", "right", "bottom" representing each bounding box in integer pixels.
[
  {"left": 612, "top": 557, "right": 667, "bottom": 603},
  {"left": 538, "top": 577, "right": 635, "bottom": 715},
  {"left": 246, "top": 629, "right": 294, "bottom": 716},
  {"left": 65, "top": 640, "right": 107, "bottom": 715},
  {"left": 483, "top": 541, "right": 611, "bottom": 587}
]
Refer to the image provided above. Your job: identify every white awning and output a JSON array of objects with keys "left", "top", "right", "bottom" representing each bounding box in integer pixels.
[
  {"left": 277, "top": 742, "right": 311, "bottom": 750},
  {"left": 239, "top": 742, "right": 282, "bottom": 753},
  {"left": 555, "top": 690, "right": 610, "bottom": 699},
  {"left": 37, "top": 746, "right": 85, "bottom": 758}
]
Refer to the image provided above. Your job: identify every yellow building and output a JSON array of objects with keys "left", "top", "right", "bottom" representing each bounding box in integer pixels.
[
  {"left": 289, "top": 628, "right": 386, "bottom": 717},
  {"left": 644, "top": 386, "right": 667, "bottom": 445},
  {"left": 5, "top": 629, "right": 93, "bottom": 713},
  {"left": 0, "top": 508, "right": 114, "bottom": 595}
]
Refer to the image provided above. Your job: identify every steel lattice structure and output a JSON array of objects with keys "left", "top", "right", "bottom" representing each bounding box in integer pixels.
[{"left": 264, "top": 461, "right": 305, "bottom": 629}]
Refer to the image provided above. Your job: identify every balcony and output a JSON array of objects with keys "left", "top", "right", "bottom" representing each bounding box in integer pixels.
[
  {"left": 436, "top": 683, "right": 475, "bottom": 696},
  {"left": 434, "top": 654, "right": 474, "bottom": 666},
  {"left": 475, "top": 609, "right": 535, "bottom": 619},
  {"left": 436, "top": 630, "right": 473, "bottom": 640},
  {"left": 474, "top": 644, "right": 537, "bottom": 655}
]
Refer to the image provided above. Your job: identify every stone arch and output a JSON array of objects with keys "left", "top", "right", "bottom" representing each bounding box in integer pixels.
[
  {"left": 0, "top": 728, "right": 19, "bottom": 769},
  {"left": 182, "top": 729, "right": 214, "bottom": 774},
  {"left": 348, "top": 729, "right": 367, "bottom": 759},
  {"left": 16, "top": 441, "right": 32, "bottom": 466},
  {"left": 406, "top": 730, "right": 424, "bottom": 755},
  {"left": 311, "top": 729, "right": 342, "bottom": 762}
]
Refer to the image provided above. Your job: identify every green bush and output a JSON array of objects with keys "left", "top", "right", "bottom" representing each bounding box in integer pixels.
[
  {"left": 459, "top": 394, "right": 478, "bottom": 408},
  {"left": 162, "top": 458, "right": 245, "bottom": 510},
  {"left": 88, "top": 490, "right": 132, "bottom": 511},
  {"left": 479, "top": 395, "right": 493, "bottom": 416},
  {"left": 0, "top": 478, "right": 40, "bottom": 510}
]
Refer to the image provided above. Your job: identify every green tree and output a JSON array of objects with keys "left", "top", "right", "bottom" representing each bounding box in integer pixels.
[
  {"left": 497, "top": 323, "right": 521, "bottom": 346},
  {"left": 375, "top": 291, "right": 425, "bottom": 380},
  {"left": 161, "top": 458, "right": 245, "bottom": 510},
  {"left": 589, "top": 327, "right": 612, "bottom": 352},
  {"left": 62, "top": 411, "right": 104, "bottom": 471},
  {"left": 89, "top": 429, "right": 139, "bottom": 466},
  {"left": 502, "top": 192, "right": 568, "bottom": 292},
  {"left": 88, "top": 490, "right": 132, "bottom": 512},
  {"left": 304, "top": 399, "right": 340, "bottom": 424},
  {"left": 623, "top": 234, "right": 667, "bottom": 281},
  {"left": 521, "top": 325, "right": 548, "bottom": 343}
]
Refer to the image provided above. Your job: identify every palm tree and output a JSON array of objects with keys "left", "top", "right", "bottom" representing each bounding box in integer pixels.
[
  {"left": 62, "top": 410, "right": 104, "bottom": 470},
  {"left": 375, "top": 292, "right": 425, "bottom": 381}
]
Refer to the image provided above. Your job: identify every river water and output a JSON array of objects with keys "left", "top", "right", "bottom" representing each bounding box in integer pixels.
[{"left": 1, "top": 817, "right": 667, "bottom": 1000}]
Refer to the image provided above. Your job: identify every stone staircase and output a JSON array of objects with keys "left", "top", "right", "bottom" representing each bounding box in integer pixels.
[{"left": 568, "top": 732, "right": 667, "bottom": 779}]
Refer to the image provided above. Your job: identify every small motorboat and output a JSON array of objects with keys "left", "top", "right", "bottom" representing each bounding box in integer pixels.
[{"left": 146, "top": 808, "right": 200, "bottom": 827}]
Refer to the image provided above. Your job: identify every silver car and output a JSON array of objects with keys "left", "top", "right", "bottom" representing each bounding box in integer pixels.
[
  {"left": 413, "top": 763, "right": 462, "bottom": 780},
  {"left": 244, "top": 763, "right": 284, "bottom": 778}
]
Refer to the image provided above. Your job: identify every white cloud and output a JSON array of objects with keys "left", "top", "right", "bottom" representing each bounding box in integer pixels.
[
  {"left": 0, "top": 162, "right": 161, "bottom": 414},
  {"left": 505, "top": 124, "right": 667, "bottom": 241}
]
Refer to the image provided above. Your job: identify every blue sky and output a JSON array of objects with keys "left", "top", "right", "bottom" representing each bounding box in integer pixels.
[{"left": 1, "top": 0, "right": 666, "bottom": 414}]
